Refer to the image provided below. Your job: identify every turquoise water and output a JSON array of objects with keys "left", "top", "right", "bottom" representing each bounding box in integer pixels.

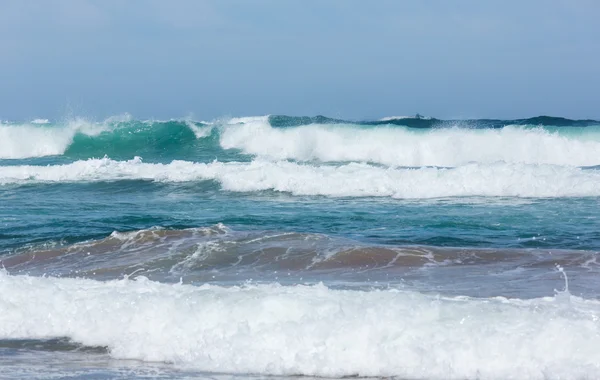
[{"left": 1, "top": 115, "right": 600, "bottom": 379}]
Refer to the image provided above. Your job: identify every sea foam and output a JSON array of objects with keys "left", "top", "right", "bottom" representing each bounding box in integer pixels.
[
  {"left": 0, "top": 158, "right": 599, "bottom": 198},
  {"left": 0, "top": 119, "right": 107, "bottom": 159},
  {"left": 220, "top": 119, "right": 600, "bottom": 166},
  {"left": 0, "top": 273, "right": 598, "bottom": 379}
]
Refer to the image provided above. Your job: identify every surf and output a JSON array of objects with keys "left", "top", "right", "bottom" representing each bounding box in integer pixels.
[
  {"left": 2, "top": 115, "right": 600, "bottom": 167},
  {"left": 220, "top": 117, "right": 600, "bottom": 167},
  {"left": 2, "top": 157, "right": 600, "bottom": 198},
  {"left": 0, "top": 271, "right": 598, "bottom": 379}
]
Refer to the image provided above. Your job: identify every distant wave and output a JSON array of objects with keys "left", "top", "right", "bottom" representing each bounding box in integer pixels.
[
  {"left": 2, "top": 158, "right": 600, "bottom": 198},
  {"left": 30, "top": 118, "right": 50, "bottom": 124},
  {"left": 2, "top": 114, "right": 600, "bottom": 165},
  {"left": 269, "top": 114, "right": 600, "bottom": 128}
]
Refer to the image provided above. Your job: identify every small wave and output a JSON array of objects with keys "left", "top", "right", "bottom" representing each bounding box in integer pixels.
[
  {"left": 2, "top": 226, "right": 596, "bottom": 283},
  {"left": 379, "top": 115, "right": 432, "bottom": 121},
  {"left": 1, "top": 158, "right": 600, "bottom": 198},
  {"left": 269, "top": 115, "right": 600, "bottom": 128},
  {"left": 0, "top": 272, "right": 599, "bottom": 378}
]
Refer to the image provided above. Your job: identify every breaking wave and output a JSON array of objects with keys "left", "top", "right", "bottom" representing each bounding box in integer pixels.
[
  {"left": 1, "top": 157, "right": 600, "bottom": 198},
  {"left": 2, "top": 115, "right": 600, "bottom": 167},
  {"left": 0, "top": 117, "right": 210, "bottom": 160},
  {"left": 220, "top": 118, "right": 600, "bottom": 167},
  {"left": 0, "top": 272, "right": 598, "bottom": 379}
]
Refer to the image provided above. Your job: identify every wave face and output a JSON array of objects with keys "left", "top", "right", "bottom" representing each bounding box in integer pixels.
[
  {"left": 2, "top": 157, "right": 600, "bottom": 198},
  {"left": 1, "top": 272, "right": 598, "bottom": 379}
]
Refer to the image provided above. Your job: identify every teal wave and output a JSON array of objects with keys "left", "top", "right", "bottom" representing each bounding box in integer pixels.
[
  {"left": 65, "top": 120, "right": 213, "bottom": 160},
  {"left": 2, "top": 114, "right": 600, "bottom": 162}
]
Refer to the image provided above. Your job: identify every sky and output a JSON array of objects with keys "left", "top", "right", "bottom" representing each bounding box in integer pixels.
[{"left": 1, "top": 0, "right": 599, "bottom": 121}]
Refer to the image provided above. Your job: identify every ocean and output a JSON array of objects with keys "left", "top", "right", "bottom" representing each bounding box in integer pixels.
[{"left": 1, "top": 114, "right": 599, "bottom": 379}]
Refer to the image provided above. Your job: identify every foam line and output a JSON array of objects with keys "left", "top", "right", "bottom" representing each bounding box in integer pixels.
[
  {"left": 0, "top": 273, "right": 598, "bottom": 379},
  {"left": 1, "top": 158, "right": 600, "bottom": 198}
]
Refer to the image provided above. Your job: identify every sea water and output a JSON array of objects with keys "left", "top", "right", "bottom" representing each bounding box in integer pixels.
[{"left": 1, "top": 115, "right": 599, "bottom": 379}]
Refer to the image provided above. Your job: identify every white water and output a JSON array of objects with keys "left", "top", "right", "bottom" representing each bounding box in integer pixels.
[
  {"left": 0, "top": 123, "right": 75, "bottom": 159},
  {"left": 0, "top": 273, "right": 598, "bottom": 379},
  {"left": 184, "top": 120, "right": 213, "bottom": 138},
  {"left": 0, "top": 117, "right": 208, "bottom": 159},
  {"left": 220, "top": 119, "right": 600, "bottom": 167},
  {"left": 1, "top": 157, "right": 599, "bottom": 198},
  {"left": 30, "top": 118, "right": 50, "bottom": 124},
  {"left": 0, "top": 119, "right": 107, "bottom": 159}
]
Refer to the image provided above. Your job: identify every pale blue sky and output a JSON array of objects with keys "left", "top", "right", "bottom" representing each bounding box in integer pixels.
[{"left": 1, "top": 0, "right": 598, "bottom": 121}]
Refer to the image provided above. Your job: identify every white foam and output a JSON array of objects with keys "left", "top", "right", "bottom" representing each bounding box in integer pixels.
[
  {"left": 0, "top": 118, "right": 109, "bottom": 159},
  {"left": 379, "top": 115, "right": 412, "bottom": 121},
  {"left": 0, "top": 124, "right": 75, "bottom": 159},
  {"left": 30, "top": 118, "right": 50, "bottom": 124},
  {"left": 0, "top": 273, "right": 598, "bottom": 379},
  {"left": 219, "top": 120, "right": 600, "bottom": 167},
  {"left": 1, "top": 158, "right": 600, "bottom": 198},
  {"left": 227, "top": 115, "right": 270, "bottom": 125},
  {"left": 184, "top": 120, "right": 213, "bottom": 139}
]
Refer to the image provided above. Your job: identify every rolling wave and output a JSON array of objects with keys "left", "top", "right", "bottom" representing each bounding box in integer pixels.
[
  {"left": 3, "top": 225, "right": 597, "bottom": 284},
  {"left": 220, "top": 118, "right": 600, "bottom": 167},
  {"left": 0, "top": 272, "right": 598, "bottom": 379},
  {"left": 1, "top": 115, "right": 599, "bottom": 165},
  {"left": 1, "top": 157, "right": 599, "bottom": 198}
]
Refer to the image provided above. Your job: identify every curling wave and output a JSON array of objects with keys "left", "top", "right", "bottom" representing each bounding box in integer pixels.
[{"left": 0, "top": 118, "right": 211, "bottom": 160}]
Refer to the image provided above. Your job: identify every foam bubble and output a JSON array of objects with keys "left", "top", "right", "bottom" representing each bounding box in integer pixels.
[
  {"left": 1, "top": 158, "right": 599, "bottom": 198},
  {"left": 0, "top": 273, "right": 598, "bottom": 379},
  {"left": 219, "top": 121, "right": 600, "bottom": 166}
]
